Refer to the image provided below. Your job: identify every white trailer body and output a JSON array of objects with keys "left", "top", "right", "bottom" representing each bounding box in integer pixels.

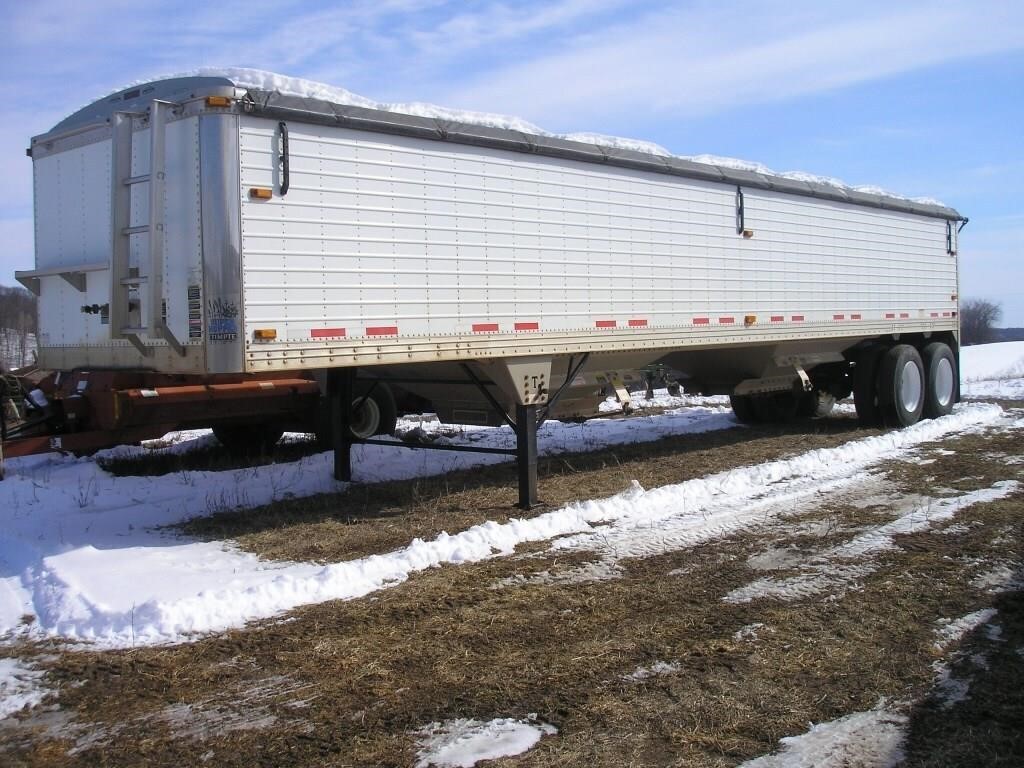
[{"left": 19, "top": 75, "right": 962, "bottom": 408}]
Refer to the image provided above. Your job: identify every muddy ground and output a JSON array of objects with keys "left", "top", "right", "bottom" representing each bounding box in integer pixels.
[{"left": 1, "top": 405, "right": 1022, "bottom": 767}]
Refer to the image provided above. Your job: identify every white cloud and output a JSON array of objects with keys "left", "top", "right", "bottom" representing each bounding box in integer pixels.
[{"left": 439, "top": 2, "right": 1024, "bottom": 127}]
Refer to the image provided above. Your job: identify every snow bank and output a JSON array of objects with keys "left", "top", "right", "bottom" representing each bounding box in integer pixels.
[
  {"left": 958, "top": 342, "right": 1024, "bottom": 399},
  {"left": 0, "top": 405, "right": 733, "bottom": 646},
  {"left": 109, "top": 67, "right": 943, "bottom": 206},
  {"left": 0, "top": 658, "right": 45, "bottom": 719},
  {"left": 1, "top": 403, "right": 1004, "bottom": 649},
  {"left": 725, "top": 483, "right": 1018, "bottom": 604},
  {"left": 414, "top": 717, "right": 556, "bottom": 768},
  {"left": 960, "top": 341, "right": 1024, "bottom": 382},
  {"left": 739, "top": 704, "right": 906, "bottom": 768},
  {"left": 934, "top": 609, "right": 999, "bottom": 650}
]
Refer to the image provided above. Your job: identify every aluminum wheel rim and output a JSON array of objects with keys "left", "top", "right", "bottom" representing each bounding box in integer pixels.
[
  {"left": 900, "top": 360, "right": 923, "bottom": 413},
  {"left": 934, "top": 357, "right": 954, "bottom": 407},
  {"left": 350, "top": 396, "right": 381, "bottom": 439}
]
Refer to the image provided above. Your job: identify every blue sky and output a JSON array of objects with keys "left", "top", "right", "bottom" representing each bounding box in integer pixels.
[{"left": 2, "top": 0, "right": 1023, "bottom": 323}]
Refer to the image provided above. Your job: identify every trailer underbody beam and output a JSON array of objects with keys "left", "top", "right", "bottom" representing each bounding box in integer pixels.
[{"left": 330, "top": 366, "right": 542, "bottom": 510}]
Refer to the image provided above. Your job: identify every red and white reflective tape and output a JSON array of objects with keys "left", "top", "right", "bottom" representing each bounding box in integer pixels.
[
  {"left": 628, "top": 319, "right": 648, "bottom": 327},
  {"left": 595, "top": 320, "right": 617, "bottom": 328},
  {"left": 514, "top": 321, "right": 539, "bottom": 331},
  {"left": 770, "top": 315, "right": 784, "bottom": 323},
  {"left": 472, "top": 323, "right": 499, "bottom": 333},
  {"left": 791, "top": 315, "right": 805, "bottom": 322},
  {"left": 366, "top": 326, "right": 398, "bottom": 336}
]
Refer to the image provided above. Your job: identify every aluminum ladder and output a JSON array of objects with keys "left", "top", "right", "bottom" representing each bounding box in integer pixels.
[{"left": 109, "top": 100, "right": 184, "bottom": 357}]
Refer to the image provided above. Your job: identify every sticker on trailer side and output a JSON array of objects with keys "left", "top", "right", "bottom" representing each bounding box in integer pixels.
[
  {"left": 207, "top": 296, "right": 238, "bottom": 342},
  {"left": 188, "top": 284, "right": 203, "bottom": 339}
]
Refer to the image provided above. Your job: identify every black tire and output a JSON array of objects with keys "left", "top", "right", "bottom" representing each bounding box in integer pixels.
[
  {"left": 797, "top": 389, "right": 836, "bottom": 419},
  {"left": 730, "top": 394, "right": 758, "bottom": 424},
  {"left": 876, "top": 344, "right": 925, "bottom": 428},
  {"left": 921, "top": 342, "right": 957, "bottom": 419},
  {"left": 350, "top": 382, "right": 398, "bottom": 439},
  {"left": 213, "top": 423, "right": 284, "bottom": 456},
  {"left": 753, "top": 392, "right": 800, "bottom": 423},
  {"left": 853, "top": 345, "right": 887, "bottom": 426},
  {"left": 316, "top": 383, "right": 398, "bottom": 445}
]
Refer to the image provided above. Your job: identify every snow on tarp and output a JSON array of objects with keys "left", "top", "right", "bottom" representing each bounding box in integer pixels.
[
  {"left": 0, "top": 403, "right": 1004, "bottom": 650},
  {"left": 101, "top": 67, "right": 943, "bottom": 207}
]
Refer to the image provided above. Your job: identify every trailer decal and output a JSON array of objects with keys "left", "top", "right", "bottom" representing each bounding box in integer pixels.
[
  {"left": 187, "top": 285, "right": 203, "bottom": 339},
  {"left": 207, "top": 297, "right": 239, "bottom": 342}
]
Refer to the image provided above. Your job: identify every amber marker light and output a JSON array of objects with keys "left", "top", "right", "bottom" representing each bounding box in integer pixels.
[
  {"left": 205, "top": 96, "right": 232, "bottom": 107},
  {"left": 744, "top": 315, "right": 757, "bottom": 326},
  {"left": 249, "top": 187, "right": 273, "bottom": 199},
  {"left": 253, "top": 329, "right": 278, "bottom": 341}
]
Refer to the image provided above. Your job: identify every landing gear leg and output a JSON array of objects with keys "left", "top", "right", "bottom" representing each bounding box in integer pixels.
[
  {"left": 329, "top": 367, "right": 355, "bottom": 482},
  {"left": 515, "top": 403, "right": 539, "bottom": 510}
]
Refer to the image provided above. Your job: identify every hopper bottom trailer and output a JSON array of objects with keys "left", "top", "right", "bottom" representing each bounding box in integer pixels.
[{"left": 3, "top": 73, "right": 965, "bottom": 506}]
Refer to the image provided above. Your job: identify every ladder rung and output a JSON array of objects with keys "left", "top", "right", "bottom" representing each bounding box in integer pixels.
[
  {"left": 124, "top": 174, "right": 151, "bottom": 186},
  {"left": 119, "top": 276, "right": 148, "bottom": 286},
  {"left": 122, "top": 225, "right": 149, "bottom": 235}
]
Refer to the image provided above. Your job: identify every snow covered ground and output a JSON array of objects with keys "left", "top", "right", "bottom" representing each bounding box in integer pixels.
[
  {"left": 0, "top": 398, "right": 734, "bottom": 648},
  {"left": 0, "top": 401, "right": 1010, "bottom": 651},
  {"left": 1, "top": 343, "right": 1022, "bottom": 765},
  {"left": 960, "top": 341, "right": 1024, "bottom": 399}
]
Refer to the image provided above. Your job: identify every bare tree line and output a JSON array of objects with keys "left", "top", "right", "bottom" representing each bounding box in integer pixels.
[
  {"left": 960, "top": 298, "right": 1003, "bottom": 346},
  {"left": 0, "top": 285, "right": 38, "bottom": 370}
]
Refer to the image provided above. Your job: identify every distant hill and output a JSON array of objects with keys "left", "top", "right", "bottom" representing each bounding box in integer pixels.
[{"left": 994, "top": 327, "right": 1024, "bottom": 342}]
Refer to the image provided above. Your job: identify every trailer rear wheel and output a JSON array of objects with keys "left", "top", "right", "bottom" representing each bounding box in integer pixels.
[
  {"left": 213, "top": 423, "right": 284, "bottom": 456},
  {"left": 853, "top": 345, "right": 887, "bottom": 426},
  {"left": 921, "top": 342, "right": 957, "bottom": 419},
  {"left": 876, "top": 344, "right": 925, "bottom": 427}
]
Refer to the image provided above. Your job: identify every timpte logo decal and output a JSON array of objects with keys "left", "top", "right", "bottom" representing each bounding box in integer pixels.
[{"left": 207, "top": 297, "right": 239, "bottom": 342}]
